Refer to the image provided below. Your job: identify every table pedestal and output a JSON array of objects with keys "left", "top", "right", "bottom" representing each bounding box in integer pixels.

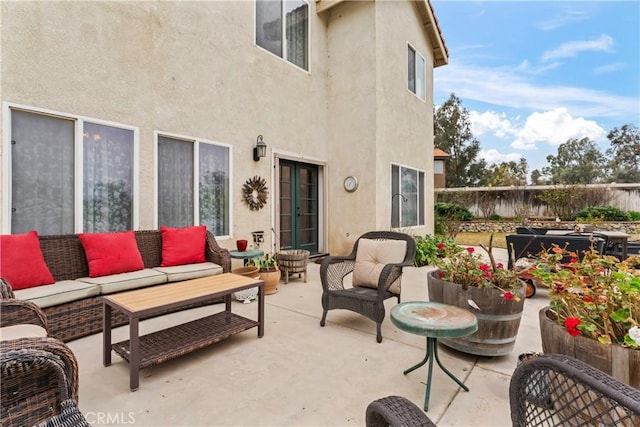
[{"left": 391, "top": 301, "right": 478, "bottom": 411}]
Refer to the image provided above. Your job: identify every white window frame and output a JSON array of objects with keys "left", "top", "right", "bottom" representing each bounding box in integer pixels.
[
  {"left": 255, "top": 0, "right": 310, "bottom": 72},
  {"left": 391, "top": 163, "right": 425, "bottom": 229},
  {"left": 408, "top": 43, "right": 426, "bottom": 101},
  {"left": 2, "top": 102, "right": 139, "bottom": 234},
  {"left": 154, "top": 131, "right": 233, "bottom": 240}
]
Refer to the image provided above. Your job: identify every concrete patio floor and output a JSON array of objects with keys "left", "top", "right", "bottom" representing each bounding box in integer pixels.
[{"left": 68, "top": 248, "right": 550, "bottom": 426}]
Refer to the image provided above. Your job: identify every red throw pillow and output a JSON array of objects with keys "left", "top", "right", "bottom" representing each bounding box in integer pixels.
[
  {"left": 160, "top": 225, "right": 207, "bottom": 267},
  {"left": 78, "top": 231, "right": 144, "bottom": 278},
  {"left": 0, "top": 231, "right": 55, "bottom": 290}
]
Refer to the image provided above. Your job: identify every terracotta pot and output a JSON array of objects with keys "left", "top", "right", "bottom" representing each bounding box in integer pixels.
[
  {"left": 231, "top": 266, "right": 260, "bottom": 278},
  {"left": 236, "top": 240, "right": 248, "bottom": 251},
  {"left": 539, "top": 307, "right": 640, "bottom": 388},
  {"left": 260, "top": 269, "right": 281, "bottom": 295},
  {"left": 427, "top": 270, "right": 526, "bottom": 356}
]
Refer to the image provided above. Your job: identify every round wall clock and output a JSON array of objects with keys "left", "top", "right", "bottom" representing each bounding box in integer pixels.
[{"left": 344, "top": 175, "right": 359, "bottom": 192}]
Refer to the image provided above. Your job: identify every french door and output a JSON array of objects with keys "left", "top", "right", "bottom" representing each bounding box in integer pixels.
[{"left": 279, "top": 160, "right": 319, "bottom": 254}]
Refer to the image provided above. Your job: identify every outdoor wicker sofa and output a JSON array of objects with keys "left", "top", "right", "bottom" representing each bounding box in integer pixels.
[{"left": 6, "top": 229, "right": 231, "bottom": 342}]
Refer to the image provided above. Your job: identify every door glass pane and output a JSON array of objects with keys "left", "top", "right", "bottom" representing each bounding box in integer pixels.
[
  {"left": 391, "top": 165, "right": 400, "bottom": 228},
  {"left": 199, "top": 143, "right": 229, "bottom": 236},
  {"left": 11, "top": 110, "right": 74, "bottom": 235},
  {"left": 83, "top": 122, "right": 134, "bottom": 232},
  {"left": 158, "top": 136, "right": 194, "bottom": 227},
  {"left": 256, "top": 0, "right": 282, "bottom": 57},
  {"left": 286, "top": 0, "right": 308, "bottom": 70},
  {"left": 419, "top": 171, "right": 425, "bottom": 225}
]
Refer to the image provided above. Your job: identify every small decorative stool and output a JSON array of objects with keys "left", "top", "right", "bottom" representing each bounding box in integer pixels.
[
  {"left": 277, "top": 249, "right": 309, "bottom": 284},
  {"left": 390, "top": 301, "right": 478, "bottom": 411}
]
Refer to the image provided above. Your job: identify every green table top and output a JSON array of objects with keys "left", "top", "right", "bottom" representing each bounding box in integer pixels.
[
  {"left": 229, "top": 249, "right": 264, "bottom": 259},
  {"left": 391, "top": 301, "right": 478, "bottom": 338}
]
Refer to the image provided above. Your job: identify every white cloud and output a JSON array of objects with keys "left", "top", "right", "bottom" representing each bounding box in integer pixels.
[
  {"left": 537, "top": 10, "right": 589, "bottom": 31},
  {"left": 541, "top": 34, "right": 614, "bottom": 62},
  {"left": 479, "top": 149, "right": 522, "bottom": 165},
  {"left": 510, "top": 108, "right": 605, "bottom": 150},
  {"left": 434, "top": 61, "right": 638, "bottom": 120},
  {"left": 594, "top": 62, "right": 626, "bottom": 75},
  {"left": 469, "top": 110, "right": 519, "bottom": 139}
]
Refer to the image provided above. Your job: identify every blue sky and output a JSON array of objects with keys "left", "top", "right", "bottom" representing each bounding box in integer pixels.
[{"left": 431, "top": 0, "right": 640, "bottom": 175}]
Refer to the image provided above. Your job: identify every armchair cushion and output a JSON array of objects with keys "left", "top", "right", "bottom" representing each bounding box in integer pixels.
[
  {"left": 0, "top": 324, "right": 48, "bottom": 341},
  {"left": 0, "top": 231, "right": 55, "bottom": 290},
  {"left": 353, "top": 239, "right": 407, "bottom": 295}
]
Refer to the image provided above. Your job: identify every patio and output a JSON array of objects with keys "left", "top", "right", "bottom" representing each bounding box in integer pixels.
[{"left": 68, "top": 248, "right": 549, "bottom": 426}]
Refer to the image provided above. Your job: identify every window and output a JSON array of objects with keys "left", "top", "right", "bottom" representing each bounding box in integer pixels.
[
  {"left": 256, "top": 0, "right": 309, "bottom": 70},
  {"left": 7, "top": 107, "right": 136, "bottom": 235},
  {"left": 157, "top": 134, "right": 231, "bottom": 237},
  {"left": 408, "top": 45, "right": 426, "bottom": 100},
  {"left": 391, "top": 164, "right": 425, "bottom": 228},
  {"left": 434, "top": 159, "right": 444, "bottom": 174}
]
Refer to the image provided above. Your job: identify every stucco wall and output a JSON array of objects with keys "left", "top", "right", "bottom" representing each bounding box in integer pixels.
[{"left": 1, "top": 0, "right": 442, "bottom": 255}]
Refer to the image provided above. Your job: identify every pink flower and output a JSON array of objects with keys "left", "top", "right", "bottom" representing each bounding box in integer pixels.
[
  {"left": 564, "top": 317, "right": 581, "bottom": 336},
  {"left": 496, "top": 262, "right": 504, "bottom": 269},
  {"left": 437, "top": 243, "right": 445, "bottom": 251},
  {"left": 503, "top": 291, "right": 514, "bottom": 300},
  {"left": 466, "top": 247, "right": 475, "bottom": 254}
]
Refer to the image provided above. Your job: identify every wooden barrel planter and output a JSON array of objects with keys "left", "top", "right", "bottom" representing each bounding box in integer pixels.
[
  {"left": 427, "top": 270, "right": 526, "bottom": 356},
  {"left": 539, "top": 307, "right": 640, "bottom": 388},
  {"left": 277, "top": 250, "right": 309, "bottom": 284}
]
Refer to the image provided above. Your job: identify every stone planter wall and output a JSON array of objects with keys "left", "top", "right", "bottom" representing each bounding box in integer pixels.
[{"left": 456, "top": 220, "right": 640, "bottom": 236}]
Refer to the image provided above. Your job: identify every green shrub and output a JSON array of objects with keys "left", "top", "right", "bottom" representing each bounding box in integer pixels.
[
  {"left": 575, "top": 206, "right": 631, "bottom": 222},
  {"left": 414, "top": 235, "right": 460, "bottom": 267},
  {"left": 489, "top": 214, "right": 503, "bottom": 220},
  {"left": 435, "top": 202, "right": 473, "bottom": 221},
  {"left": 628, "top": 211, "right": 640, "bottom": 221}
]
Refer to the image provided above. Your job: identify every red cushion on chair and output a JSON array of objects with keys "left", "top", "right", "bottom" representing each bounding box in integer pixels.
[
  {"left": 78, "top": 231, "right": 144, "bottom": 278},
  {"left": 160, "top": 225, "right": 207, "bottom": 267},
  {"left": 0, "top": 231, "right": 55, "bottom": 290}
]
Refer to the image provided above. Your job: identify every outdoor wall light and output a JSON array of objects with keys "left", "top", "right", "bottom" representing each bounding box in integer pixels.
[{"left": 254, "top": 135, "right": 267, "bottom": 161}]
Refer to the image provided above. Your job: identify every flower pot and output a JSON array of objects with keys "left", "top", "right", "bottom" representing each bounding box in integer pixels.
[
  {"left": 260, "top": 269, "right": 281, "bottom": 295},
  {"left": 427, "top": 270, "right": 526, "bottom": 356},
  {"left": 539, "top": 307, "right": 640, "bottom": 388},
  {"left": 236, "top": 239, "right": 248, "bottom": 251},
  {"left": 231, "top": 266, "right": 260, "bottom": 278}
]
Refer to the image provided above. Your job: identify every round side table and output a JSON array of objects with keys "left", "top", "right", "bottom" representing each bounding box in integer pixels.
[
  {"left": 390, "top": 301, "right": 478, "bottom": 411},
  {"left": 229, "top": 249, "right": 264, "bottom": 266}
]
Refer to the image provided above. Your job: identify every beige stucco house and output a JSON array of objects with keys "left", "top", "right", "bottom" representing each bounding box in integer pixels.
[{"left": 1, "top": 0, "right": 447, "bottom": 256}]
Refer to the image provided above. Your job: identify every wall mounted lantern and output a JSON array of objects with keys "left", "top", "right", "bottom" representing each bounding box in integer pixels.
[{"left": 254, "top": 135, "right": 267, "bottom": 161}]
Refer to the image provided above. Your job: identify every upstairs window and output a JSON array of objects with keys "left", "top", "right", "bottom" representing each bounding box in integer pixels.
[
  {"left": 408, "top": 45, "right": 426, "bottom": 100},
  {"left": 256, "top": 0, "right": 309, "bottom": 70}
]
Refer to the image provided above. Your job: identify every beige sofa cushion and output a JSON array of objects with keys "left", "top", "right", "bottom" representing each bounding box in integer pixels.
[
  {"left": 352, "top": 238, "right": 407, "bottom": 295},
  {"left": 77, "top": 268, "right": 167, "bottom": 295},
  {"left": 152, "top": 262, "right": 223, "bottom": 282},
  {"left": 14, "top": 280, "right": 101, "bottom": 308},
  {"left": 0, "top": 324, "right": 48, "bottom": 341}
]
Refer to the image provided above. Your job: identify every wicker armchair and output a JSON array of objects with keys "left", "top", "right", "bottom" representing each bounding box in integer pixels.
[
  {"left": 1, "top": 349, "right": 89, "bottom": 427},
  {"left": 510, "top": 353, "right": 640, "bottom": 426},
  {"left": 366, "top": 396, "right": 436, "bottom": 427},
  {"left": 320, "top": 231, "right": 416, "bottom": 343}
]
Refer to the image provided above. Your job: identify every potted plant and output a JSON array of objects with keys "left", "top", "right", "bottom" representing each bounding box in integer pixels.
[
  {"left": 251, "top": 253, "right": 281, "bottom": 295},
  {"left": 527, "top": 245, "right": 640, "bottom": 387},
  {"left": 427, "top": 235, "right": 526, "bottom": 356}
]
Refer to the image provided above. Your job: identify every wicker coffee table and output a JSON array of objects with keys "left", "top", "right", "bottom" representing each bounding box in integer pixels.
[{"left": 102, "top": 273, "right": 264, "bottom": 391}]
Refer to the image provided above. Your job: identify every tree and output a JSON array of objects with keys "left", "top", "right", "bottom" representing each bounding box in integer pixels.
[
  {"left": 605, "top": 124, "right": 640, "bottom": 183},
  {"left": 434, "top": 93, "right": 487, "bottom": 187},
  {"left": 487, "top": 158, "right": 528, "bottom": 187},
  {"left": 542, "top": 137, "right": 606, "bottom": 184},
  {"left": 530, "top": 169, "right": 545, "bottom": 185}
]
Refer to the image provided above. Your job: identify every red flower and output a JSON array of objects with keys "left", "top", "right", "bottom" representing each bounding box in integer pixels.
[
  {"left": 564, "top": 317, "right": 581, "bottom": 336},
  {"left": 437, "top": 243, "right": 445, "bottom": 251},
  {"left": 569, "top": 258, "right": 578, "bottom": 264},
  {"left": 479, "top": 264, "right": 490, "bottom": 272},
  {"left": 496, "top": 262, "right": 504, "bottom": 269},
  {"left": 437, "top": 271, "right": 444, "bottom": 279},
  {"left": 466, "top": 247, "right": 475, "bottom": 254},
  {"left": 503, "top": 291, "right": 514, "bottom": 300},
  {"left": 582, "top": 295, "right": 594, "bottom": 302}
]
